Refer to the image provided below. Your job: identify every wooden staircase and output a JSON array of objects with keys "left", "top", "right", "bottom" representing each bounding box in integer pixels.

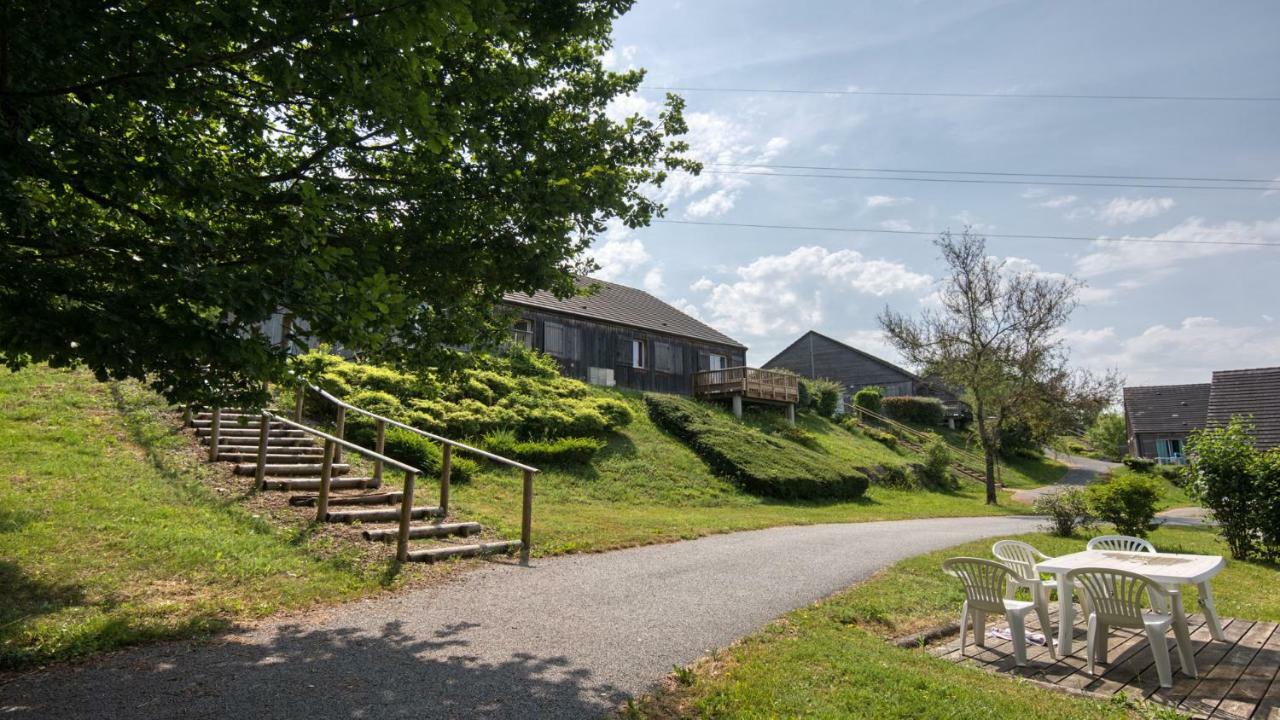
[
  {"left": 191, "top": 392, "right": 535, "bottom": 564},
  {"left": 853, "top": 407, "right": 995, "bottom": 486}
]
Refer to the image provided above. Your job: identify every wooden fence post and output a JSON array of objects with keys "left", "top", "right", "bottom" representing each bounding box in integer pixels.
[
  {"left": 294, "top": 385, "right": 305, "bottom": 422},
  {"left": 373, "top": 419, "right": 386, "bottom": 486},
  {"left": 316, "top": 439, "right": 336, "bottom": 522},
  {"left": 439, "top": 444, "right": 452, "bottom": 515},
  {"left": 333, "top": 406, "right": 346, "bottom": 463},
  {"left": 182, "top": 406, "right": 192, "bottom": 427},
  {"left": 207, "top": 408, "right": 222, "bottom": 462},
  {"left": 520, "top": 469, "right": 534, "bottom": 565},
  {"left": 397, "top": 470, "right": 418, "bottom": 562},
  {"left": 255, "top": 413, "right": 271, "bottom": 490}
]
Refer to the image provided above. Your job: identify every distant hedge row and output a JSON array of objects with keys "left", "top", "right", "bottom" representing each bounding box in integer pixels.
[
  {"left": 881, "top": 396, "right": 945, "bottom": 426},
  {"left": 644, "top": 394, "right": 868, "bottom": 501}
]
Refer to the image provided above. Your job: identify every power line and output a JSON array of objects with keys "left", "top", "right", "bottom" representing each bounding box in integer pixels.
[
  {"left": 653, "top": 219, "right": 1280, "bottom": 248},
  {"left": 706, "top": 162, "right": 1279, "bottom": 186},
  {"left": 643, "top": 85, "right": 1280, "bottom": 103},
  {"left": 703, "top": 169, "right": 1280, "bottom": 192}
]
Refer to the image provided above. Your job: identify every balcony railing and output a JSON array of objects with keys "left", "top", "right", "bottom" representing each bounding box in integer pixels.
[{"left": 692, "top": 366, "right": 799, "bottom": 404}]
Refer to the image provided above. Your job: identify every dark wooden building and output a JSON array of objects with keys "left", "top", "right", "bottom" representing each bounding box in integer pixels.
[{"left": 502, "top": 277, "right": 747, "bottom": 395}]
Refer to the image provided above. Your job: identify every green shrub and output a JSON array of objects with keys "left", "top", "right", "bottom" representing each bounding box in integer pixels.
[
  {"left": 808, "top": 378, "right": 842, "bottom": 418},
  {"left": 863, "top": 426, "right": 898, "bottom": 449},
  {"left": 997, "top": 419, "right": 1040, "bottom": 460},
  {"left": 346, "top": 389, "right": 403, "bottom": 417},
  {"left": 345, "top": 418, "right": 478, "bottom": 483},
  {"left": 1034, "top": 488, "right": 1094, "bottom": 537},
  {"left": 644, "top": 394, "right": 869, "bottom": 501},
  {"left": 915, "top": 435, "right": 955, "bottom": 490},
  {"left": 852, "top": 386, "right": 882, "bottom": 414},
  {"left": 1084, "top": 412, "right": 1127, "bottom": 461},
  {"left": 482, "top": 430, "right": 605, "bottom": 465},
  {"left": 1253, "top": 449, "right": 1280, "bottom": 561},
  {"left": 881, "top": 396, "right": 944, "bottom": 426},
  {"left": 1122, "top": 455, "right": 1157, "bottom": 472},
  {"left": 794, "top": 376, "right": 813, "bottom": 412},
  {"left": 1155, "top": 464, "right": 1185, "bottom": 485},
  {"left": 1086, "top": 473, "right": 1160, "bottom": 537},
  {"left": 1187, "top": 418, "right": 1261, "bottom": 560},
  {"left": 772, "top": 424, "right": 820, "bottom": 449},
  {"left": 592, "top": 397, "right": 635, "bottom": 429},
  {"left": 872, "top": 464, "right": 914, "bottom": 489}
]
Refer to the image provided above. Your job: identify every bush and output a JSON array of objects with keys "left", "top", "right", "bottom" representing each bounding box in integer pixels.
[
  {"left": 1253, "top": 449, "right": 1280, "bottom": 561},
  {"left": 794, "top": 376, "right": 813, "bottom": 413},
  {"left": 773, "top": 424, "right": 820, "bottom": 449},
  {"left": 1187, "top": 418, "right": 1261, "bottom": 560},
  {"left": 645, "top": 394, "right": 869, "bottom": 501},
  {"left": 592, "top": 397, "right": 635, "bottom": 429},
  {"left": 808, "top": 378, "right": 842, "bottom": 418},
  {"left": 872, "top": 464, "right": 914, "bottom": 489},
  {"left": 1084, "top": 412, "right": 1127, "bottom": 461},
  {"left": 1035, "top": 488, "right": 1094, "bottom": 537},
  {"left": 863, "top": 426, "right": 898, "bottom": 449},
  {"left": 997, "top": 419, "right": 1040, "bottom": 460},
  {"left": 1122, "top": 455, "right": 1157, "bottom": 472},
  {"left": 482, "top": 430, "right": 605, "bottom": 465},
  {"left": 914, "top": 435, "right": 955, "bottom": 490},
  {"left": 1155, "top": 464, "right": 1186, "bottom": 485},
  {"left": 345, "top": 418, "right": 478, "bottom": 483},
  {"left": 346, "top": 389, "right": 403, "bottom": 417},
  {"left": 1086, "top": 473, "right": 1160, "bottom": 537},
  {"left": 881, "top": 396, "right": 944, "bottom": 426},
  {"left": 852, "top": 386, "right": 882, "bottom": 414}
]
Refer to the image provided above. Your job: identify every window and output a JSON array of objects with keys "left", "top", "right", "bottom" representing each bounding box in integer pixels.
[
  {"left": 588, "top": 367, "right": 616, "bottom": 387},
  {"left": 631, "top": 338, "right": 646, "bottom": 369},
  {"left": 544, "top": 321, "right": 575, "bottom": 359},
  {"left": 1155, "top": 438, "right": 1185, "bottom": 464},
  {"left": 655, "top": 342, "right": 675, "bottom": 373},
  {"left": 709, "top": 353, "right": 727, "bottom": 371},
  {"left": 510, "top": 319, "right": 533, "bottom": 349}
]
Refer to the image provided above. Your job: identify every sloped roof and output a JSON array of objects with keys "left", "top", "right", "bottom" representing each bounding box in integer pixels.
[
  {"left": 1123, "top": 383, "right": 1211, "bottom": 435},
  {"left": 1208, "top": 366, "right": 1280, "bottom": 449},
  {"left": 502, "top": 276, "right": 746, "bottom": 349},
  {"left": 763, "top": 330, "right": 920, "bottom": 381}
]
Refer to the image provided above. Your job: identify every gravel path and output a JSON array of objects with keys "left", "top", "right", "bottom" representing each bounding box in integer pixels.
[
  {"left": 1, "top": 515, "right": 1042, "bottom": 720},
  {"left": 1010, "top": 452, "right": 1119, "bottom": 504}
]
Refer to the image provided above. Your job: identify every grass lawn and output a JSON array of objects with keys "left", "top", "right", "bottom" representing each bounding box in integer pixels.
[
  {"left": 915, "top": 424, "right": 1069, "bottom": 490},
  {"left": 635, "top": 525, "right": 1268, "bottom": 719},
  {"left": 0, "top": 366, "right": 394, "bottom": 670},
  {"left": 448, "top": 393, "right": 1031, "bottom": 555}
]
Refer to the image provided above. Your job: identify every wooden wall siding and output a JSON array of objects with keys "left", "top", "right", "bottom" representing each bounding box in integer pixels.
[
  {"left": 514, "top": 308, "right": 745, "bottom": 395},
  {"left": 764, "top": 332, "right": 917, "bottom": 399}
]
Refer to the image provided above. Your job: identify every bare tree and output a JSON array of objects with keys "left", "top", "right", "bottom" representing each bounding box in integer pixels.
[{"left": 879, "top": 229, "right": 1117, "bottom": 504}]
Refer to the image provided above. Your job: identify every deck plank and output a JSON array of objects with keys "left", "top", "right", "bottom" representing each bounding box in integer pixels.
[
  {"left": 1212, "top": 623, "right": 1278, "bottom": 719},
  {"left": 1179, "top": 621, "right": 1271, "bottom": 718},
  {"left": 1149, "top": 619, "right": 1248, "bottom": 709}
]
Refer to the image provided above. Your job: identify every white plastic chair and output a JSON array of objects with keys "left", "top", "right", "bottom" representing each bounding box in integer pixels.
[
  {"left": 1087, "top": 535, "right": 1157, "bottom": 554},
  {"left": 990, "top": 540, "right": 1059, "bottom": 658},
  {"left": 1067, "top": 567, "right": 1185, "bottom": 688},
  {"left": 943, "top": 557, "right": 1044, "bottom": 666}
]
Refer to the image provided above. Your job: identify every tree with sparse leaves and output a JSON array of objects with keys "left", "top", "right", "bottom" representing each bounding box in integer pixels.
[
  {"left": 879, "top": 229, "right": 1118, "bottom": 504},
  {"left": 0, "top": 1, "right": 694, "bottom": 407}
]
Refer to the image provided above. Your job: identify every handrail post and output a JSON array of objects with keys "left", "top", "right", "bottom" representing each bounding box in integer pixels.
[
  {"left": 439, "top": 443, "right": 452, "bottom": 515},
  {"left": 373, "top": 418, "right": 386, "bottom": 486},
  {"left": 207, "top": 408, "right": 222, "bottom": 462},
  {"left": 316, "top": 439, "right": 336, "bottom": 522},
  {"left": 520, "top": 469, "right": 534, "bottom": 565},
  {"left": 255, "top": 412, "right": 271, "bottom": 490},
  {"left": 182, "top": 406, "right": 193, "bottom": 427},
  {"left": 333, "top": 406, "right": 346, "bottom": 463},
  {"left": 397, "top": 470, "right": 418, "bottom": 562},
  {"left": 294, "top": 385, "right": 305, "bottom": 422}
]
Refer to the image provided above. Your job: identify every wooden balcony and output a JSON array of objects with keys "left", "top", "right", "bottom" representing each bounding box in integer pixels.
[{"left": 692, "top": 366, "right": 799, "bottom": 405}]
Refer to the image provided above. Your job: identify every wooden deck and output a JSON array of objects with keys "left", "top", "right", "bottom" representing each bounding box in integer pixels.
[
  {"left": 692, "top": 366, "right": 799, "bottom": 404},
  {"left": 932, "top": 605, "right": 1280, "bottom": 719}
]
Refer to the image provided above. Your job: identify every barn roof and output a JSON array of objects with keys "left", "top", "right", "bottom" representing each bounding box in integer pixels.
[
  {"left": 1208, "top": 366, "right": 1280, "bottom": 450},
  {"left": 1122, "top": 383, "right": 1211, "bottom": 435}
]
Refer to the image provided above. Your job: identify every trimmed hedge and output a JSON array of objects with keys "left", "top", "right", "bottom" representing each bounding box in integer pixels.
[
  {"left": 852, "top": 386, "right": 882, "bottom": 414},
  {"left": 482, "top": 430, "right": 605, "bottom": 465},
  {"left": 881, "top": 396, "right": 944, "bottom": 426},
  {"left": 644, "top": 394, "right": 869, "bottom": 501}
]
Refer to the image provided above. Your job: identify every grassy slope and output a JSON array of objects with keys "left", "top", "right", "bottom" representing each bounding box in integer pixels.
[
  {"left": 905, "top": 424, "right": 1069, "bottom": 490},
  {"left": 638, "top": 525, "right": 1267, "bottom": 719},
  {"left": 0, "top": 366, "right": 389, "bottom": 669},
  {"left": 451, "top": 391, "right": 1028, "bottom": 555}
]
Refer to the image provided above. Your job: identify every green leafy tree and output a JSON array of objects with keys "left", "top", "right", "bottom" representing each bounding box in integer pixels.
[
  {"left": 1187, "top": 418, "right": 1260, "bottom": 559},
  {"left": 1086, "top": 473, "right": 1160, "bottom": 538},
  {"left": 0, "top": 1, "right": 694, "bottom": 406},
  {"left": 1253, "top": 449, "right": 1280, "bottom": 561},
  {"left": 1084, "top": 412, "right": 1128, "bottom": 461}
]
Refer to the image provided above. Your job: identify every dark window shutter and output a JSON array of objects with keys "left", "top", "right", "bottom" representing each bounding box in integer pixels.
[{"left": 616, "top": 337, "right": 631, "bottom": 365}]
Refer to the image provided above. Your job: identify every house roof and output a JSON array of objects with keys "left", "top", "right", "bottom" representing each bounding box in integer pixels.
[
  {"left": 1207, "top": 366, "right": 1280, "bottom": 449},
  {"left": 1123, "top": 383, "right": 1211, "bottom": 435},
  {"left": 764, "top": 330, "right": 920, "bottom": 382},
  {"left": 502, "top": 276, "right": 746, "bottom": 350}
]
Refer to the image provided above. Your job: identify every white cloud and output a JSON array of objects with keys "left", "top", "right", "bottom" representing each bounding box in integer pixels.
[
  {"left": 690, "top": 276, "right": 714, "bottom": 292},
  {"left": 1040, "top": 194, "right": 1079, "bottom": 209},
  {"left": 1080, "top": 317, "right": 1280, "bottom": 385},
  {"left": 590, "top": 235, "right": 649, "bottom": 281},
  {"left": 1058, "top": 326, "right": 1116, "bottom": 348},
  {"left": 669, "top": 297, "right": 701, "bottom": 319},
  {"left": 880, "top": 219, "right": 914, "bottom": 232},
  {"left": 601, "top": 44, "right": 637, "bottom": 70},
  {"left": 1097, "top": 196, "right": 1175, "bottom": 225},
  {"left": 1021, "top": 188, "right": 1049, "bottom": 199},
  {"left": 686, "top": 188, "right": 738, "bottom": 218},
  {"left": 642, "top": 265, "right": 665, "bottom": 294},
  {"left": 695, "top": 246, "right": 933, "bottom": 337},
  {"left": 1075, "top": 217, "right": 1280, "bottom": 280},
  {"left": 865, "top": 194, "right": 913, "bottom": 208},
  {"left": 952, "top": 210, "right": 995, "bottom": 233}
]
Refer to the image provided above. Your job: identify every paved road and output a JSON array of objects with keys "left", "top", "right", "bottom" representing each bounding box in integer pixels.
[
  {"left": 1011, "top": 452, "right": 1119, "bottom": 504},
  {"left": 1, "top": 516, "right": 1042, "bottom": 720}
]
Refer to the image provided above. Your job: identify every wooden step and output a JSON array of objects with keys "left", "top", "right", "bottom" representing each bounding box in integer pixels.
[
  {"left": 235, "top": 463, "right": 349, "bottom": 477},
  {"left": 289, "top": 492, "right": 403, "bottom": 508},
  {"left": 405, "top": 541, "right": 522, "bottom": 563},
  {"left": 217, "top": 452, "right": 326, "bottom": 463},
  {"left": 198, "top": 427, "right": 307, "bottom": 438},
  {"left": 191, "top": 419, "right": 284, "bottom": 429},
  {"left": 194, "top": 411, "right": 256, "bottom": 420},
  {"left": 324, "top": 506, "right": 443, "bottom": 524},
  {"left": 203, "top": 435, "right": 316, "bottom": 447},
  {"left": 362, "top": 522, "right": 481, "bottom": 542},
  {"left": 216, "top": 444, "right": 324, "bottom": 456},
  {"left": 260, "top": 477, "right": 379, "bottom": 491}
]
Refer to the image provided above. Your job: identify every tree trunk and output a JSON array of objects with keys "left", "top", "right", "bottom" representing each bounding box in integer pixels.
[
  {"left": 984, "top": 447, "right": 998, "bottom": 504},
  {"left": 975, "top": 399, "right": 998, "bottom": 504}
]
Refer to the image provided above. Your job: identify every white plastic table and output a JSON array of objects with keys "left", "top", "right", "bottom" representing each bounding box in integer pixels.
[{"left": 1037, "top": 550, "right": 1225, "bottom": 664}]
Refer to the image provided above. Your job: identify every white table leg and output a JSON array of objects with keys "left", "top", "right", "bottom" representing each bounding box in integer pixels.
[
  {"left": 1170, "top": 591, "right": 1196, "bottom": 678},
  {"left": 1056, "top": 573, "right": 1074, "bottom": 655},
  {"left": 1198, "top": 581, "right": 1225, "bottom": 641}
]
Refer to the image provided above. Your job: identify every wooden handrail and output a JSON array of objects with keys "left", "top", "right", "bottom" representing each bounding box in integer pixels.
[
  {"left": 262, "top": 411, "right": 422, "bottom": 474},
  {"left": 309, "top": 385, "right": 540, "bottom": 474},
  {"left": 854, "top": 405, "right": 991, "bottom": 473}
]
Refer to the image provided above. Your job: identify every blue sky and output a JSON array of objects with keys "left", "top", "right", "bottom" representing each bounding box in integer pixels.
[{"left": 589, "top": 0, "right": 1280, "bottom": 386}]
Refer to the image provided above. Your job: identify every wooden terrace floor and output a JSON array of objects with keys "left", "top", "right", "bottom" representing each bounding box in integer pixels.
[{"left": 932, "top": 605, "right": 1280, "bottom": 719}]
